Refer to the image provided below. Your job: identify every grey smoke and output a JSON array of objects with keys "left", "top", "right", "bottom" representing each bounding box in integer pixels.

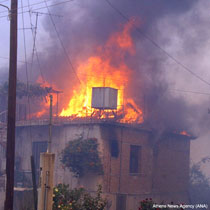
[{"left": 4, "top": 0, "right": 210, "bottom": 134}]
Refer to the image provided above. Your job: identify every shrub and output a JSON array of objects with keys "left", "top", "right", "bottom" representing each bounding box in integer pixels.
[
  {"left": 139, "top": 198, "right": 154, "bottom": 210},
  {"left": 189, "top": 157, "right": 210, "bottom": 206},
  {"left": 53, "top": 184, "right": 107, "bottom": 210},
  {"left": 61, "top": 137, "right": 103, "bottom": 177}
]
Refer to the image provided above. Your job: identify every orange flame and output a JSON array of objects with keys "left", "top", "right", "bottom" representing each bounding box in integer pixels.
[
  {"left": 30, "top": 77, "right": 58, "bottom": 118},
  {"left": 180, "top": 131, "right": 191, "bottom": 137},
  {"left": 59, "top": 20, "right": 143, "bottom": 123}
]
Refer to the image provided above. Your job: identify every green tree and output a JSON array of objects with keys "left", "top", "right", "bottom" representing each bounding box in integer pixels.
[
  {"left": 0, "top": 81, "right": 59, "bottom": 99},
  {"left": 61, "top": 137, "right": 103, "bottom": 177},
  {"left": 53, "top": 184, "right": 107, "bottom": 210},
  {"left": 189, "top": 157, "right": 210, "bottom": 205}
]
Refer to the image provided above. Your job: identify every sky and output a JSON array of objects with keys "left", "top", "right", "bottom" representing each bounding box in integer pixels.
[
  {"left": 1, "top": 0, "right": 210, "bottom": 173},
  {"left": 0, "top": 0, "right": 53, "bottom": 80}
]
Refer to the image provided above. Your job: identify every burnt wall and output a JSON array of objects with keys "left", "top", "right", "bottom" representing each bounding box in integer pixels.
[
  {"left": 152, "top": 134, "right": 190, "bottom": 203},
  {"left": 100, "top": 124, "right": 153, "bottom": 194},
  {"left": 100, "top": 124, "right": 191, "bottom": 204}
]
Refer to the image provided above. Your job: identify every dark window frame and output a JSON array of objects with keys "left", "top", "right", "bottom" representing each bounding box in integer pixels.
[
  {"left": 110, "top": 139, "right": 119, "bottom": 158},
  {"left": 32, "top": 141, "right": 48, "bottom": 170},
  {"left": 32, "top": 141, "right": 48, "bottom": 182},
  {"left": 129, "top": 145, "right": 141, "bottom": 174}
]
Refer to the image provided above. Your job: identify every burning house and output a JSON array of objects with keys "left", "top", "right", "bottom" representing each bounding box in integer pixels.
[
  {"left": 14, "top": 112, "right": 193, "bottom": 210},
  {"left": 0, "top": 18, "right": 196, "bottom": 210},
  {"left": 13, "top": 79, "right": 193, "bottom": 210}
]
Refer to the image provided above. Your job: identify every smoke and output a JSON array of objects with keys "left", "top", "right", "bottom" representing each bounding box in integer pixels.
[
  {"left": 10, "top": 0, "right": 210, "bottom": 134},
  {"left": 142, "top": 0, "right": 210, "bottom": 134}
]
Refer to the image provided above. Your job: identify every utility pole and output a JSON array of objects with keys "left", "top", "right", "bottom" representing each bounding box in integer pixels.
[
  {"left": 48, "top": 95, "right": 52, "bottom": 153},
  {"left": 4, "top": 0, "right": 18, "bottom": 210},
  {"left": 38, "top": 95, "right": 55, "bottom": 210}
]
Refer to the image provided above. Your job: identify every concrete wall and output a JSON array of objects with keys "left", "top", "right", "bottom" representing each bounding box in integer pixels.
[
  {"left": 0, "top": 189, "right": 5, "bottom": 210},
  {"left": 15, "top": 122, "right": 191, "bottom": 210},
  {"left": 152, "top": 134, "right": 190, "bottom": 203},
  {"left": 16, "top": 123, "right": 104, "bottom": 191},
  {"left": 0, "top": 140, "right": 5, "bottom": 210},
  {"left": 100, "top": 124, "right": 153, "bottom": 195}
]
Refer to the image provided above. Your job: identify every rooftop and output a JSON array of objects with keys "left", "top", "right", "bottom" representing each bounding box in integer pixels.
[{"left": 14, "top": 118, "right": 195, "bottom": 140}]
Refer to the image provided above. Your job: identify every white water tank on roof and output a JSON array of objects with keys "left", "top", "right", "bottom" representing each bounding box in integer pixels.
[{"left": 91, "top": 87, "right": 118, "bottom": 110}]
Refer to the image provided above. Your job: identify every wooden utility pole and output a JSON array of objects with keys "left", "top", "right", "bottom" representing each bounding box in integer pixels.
[
  {"left": 38, "top": 95, "right": 55, "bottom": 210},
  {"left": 4, "top": 0, "right": 18, "bottom": 210},
  {"left": 38, "top": 153, "right": 55, "bottom": 210},
  {"left": 31, "top": 156, "right": 38, "bottom": 210},
  {"left": 48, "top": 95, "right": 53, "bottom": 153}
]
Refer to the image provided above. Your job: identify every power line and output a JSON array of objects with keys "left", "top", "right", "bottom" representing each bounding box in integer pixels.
[
  {"left": 26, "top": 1, "right": 36, "bottom": 187},
  {"left": 20, "top": 0, "right": 29, "bottom": 87},
  {"left": 0, "top": 56, "right": 32, "bottom": 64},
  {"left": 30, "top": 10, "right": 63, "bottom": 18},
  {"left": 0, "top": 0, "right": 73, "bottom": 19},
  {"left": 0, "top": 0, "right": 54, "bottom": 14},
  {"left": 28, "top": 3, "right": 46, "bottom": 83},
  {"left": 104, "top": 0, "right": 210, "bottom": 87},
  {"left": 43, "top": 0, "right": 82, "bottom": 84},
  {"left": 30, "top": 11, "right": 38, "bottom": 77},
  {"left": 30, "top": 0, "right": 73, "bottom": 13},
  {"left": 0, "top": 3, "right": 9, "bottom": 12},
  {"left": 1, "top": 58, "right": 209, "bottom": 95},
  {"left": 170, "top": 89, "right": 210, "bottom": 96},
  {"left": 20, "top": 0, "right": 31, "bottom": 123}
]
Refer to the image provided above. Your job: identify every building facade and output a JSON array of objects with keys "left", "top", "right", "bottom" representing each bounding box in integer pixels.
[
  {"left": 0, "top": 124, "right": 6, "bottom": 210},
  {"left": 14, "top": 120, "right": 192, "bottom": 210}
]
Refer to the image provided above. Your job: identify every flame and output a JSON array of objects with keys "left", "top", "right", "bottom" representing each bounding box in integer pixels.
[
  {"left": 30, "top": 77, "right": 58, "bottom": 118},
  {"left": 180, "top": 131, "right": 191, "bottom": 137},
  {"left": 120, "top": 99, "right": 143, "bottom": 123},
  {"left": 59, "top": 20, "right": 143, "bottom": 123}
]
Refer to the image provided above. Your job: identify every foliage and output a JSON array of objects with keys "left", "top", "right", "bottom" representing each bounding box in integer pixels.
[
  {"left": 53, "top": 184, "right": 107, "bottom": 210},
  {"left": 53, "top": 184, "right": 84, "bottom": 210},
  {"left": 138, "top": 198, "right": 171, "bottom": 210},
  {"left": 189, "top": 157, "right": 210, "bottom": 205},
  {"left": 138, "top": 157, "right": 210, "bottom": 209},
  {"left": 61, "top": 137, "right": 103, "bottom": 177},
  {"left": 0, "top": 81, "right": 58, "bottom": 99},
  {"left": 138, "top": 198, "right": 154, "bottom": 210}
]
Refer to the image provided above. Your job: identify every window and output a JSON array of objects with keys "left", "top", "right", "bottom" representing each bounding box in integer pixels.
[
  {"left": 32, "top": 141, "right": 48, "bottom": 182},
  {"left": 110, "top": 139, "right": 119, "bottom": 158},
  {"left": 32, "top": 141, "right": 48, "bottom": 170},
  {"left": 129, "top": 145, "right": 141, "bottom": 174}
]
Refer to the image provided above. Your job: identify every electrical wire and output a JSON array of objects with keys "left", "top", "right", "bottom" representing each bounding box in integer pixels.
[
  {"left": 104, "top": 0, "right": 210, "bottom": 87},
  {"left": 27, "top": 0, "right": 37, "bottom": 162},
  {"left": 20, "top": 0, "right": 29, "bottom": 89},
  {"left": 0, "top": 0, "right": 55, "bottom": 14},
  {"left": 0, "top": 56, "right": 32, "bottom": 64},
  {"left": 30, "top": 12, "right": 38, "bottom": 77},
  {"left": 169, "top": 89, "right": 210, "bottom": 96},
  {"left": 43, "top": 0, "right": 82, "bottom": 84},
  {"left": 31, "top": 10, "right": 62, "bottom": 18},
  {"left": 20, "top": 0, "right": 32, "bottom": 151},
  {"left": 28, "top": 9, "right": 46, "bottom": 83},
  {"left": 0, "top": 0, "right": 73, "bottom": 19},
  {"left": 20, "top": 0, "right": 31, "bottom": 123}
]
